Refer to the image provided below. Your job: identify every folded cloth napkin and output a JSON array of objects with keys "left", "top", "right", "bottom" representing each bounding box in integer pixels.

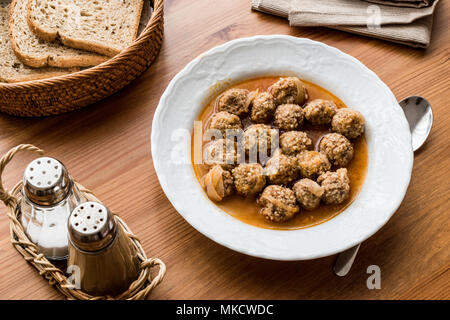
[
  {"left": 289, "top": 0, "right": 438, "bottom": 26},
  {"left": 366, "top": 0, "right": 433, "bottom": 8},
  {"left": 251, "top": 0, "right": 439, "bottom": 48}
]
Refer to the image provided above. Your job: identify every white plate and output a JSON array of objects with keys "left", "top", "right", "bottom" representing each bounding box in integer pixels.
[{"left": 151, "top": 35, "right": 413, "bottom": 261}]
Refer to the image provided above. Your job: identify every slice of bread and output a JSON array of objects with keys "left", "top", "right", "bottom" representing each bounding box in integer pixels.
[
  {"left": 27, "top": 0, "right": 145, "bottom": 57},
  {"left": 0, "top": 4, "right": 73, "bottom": 83},
  {"left": 9, "top": 0, "right": 108, "bottom": 68}
]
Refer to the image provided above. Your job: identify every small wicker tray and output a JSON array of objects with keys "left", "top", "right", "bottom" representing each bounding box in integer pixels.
[
  {"left": 0, "top": 144, "right": 166, "bottom": 300},
  {"left": 0, "top": 0, "right": 164, "bottom": 117}
]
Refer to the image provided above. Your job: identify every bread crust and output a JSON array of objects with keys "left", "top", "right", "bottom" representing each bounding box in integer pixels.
[
  {"left": 1, "top": 70, "right": 74, "bottom": 83},
  {"left": 26, "top": 0, "right": 145, "bottom": 57}
]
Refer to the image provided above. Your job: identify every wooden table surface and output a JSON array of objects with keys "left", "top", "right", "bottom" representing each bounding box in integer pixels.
[{"left": 0, "top": 0, "right": 449, "bottom": 300}]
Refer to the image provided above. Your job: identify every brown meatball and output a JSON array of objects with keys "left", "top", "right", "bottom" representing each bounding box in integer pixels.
[
  {"left": 304, "top": 99, "right": 337, "bottom": 125},
  {"left": 250, "top": 91, "right": 276, "bottom": 123},
  {"left": 243, "top": 124, "right": 279, "bottom": 158},
  {"left": 279, "top": 131, "right": 312, "bottom": 156},
  {"left": 293, "top": 179, "right": 324, "bottom": 210},
  {"left": 269, "top": 77, "right": 308, "bottom": 106},
  {"left": 319, "top": 133, "right": 354, "bottom": 167},
  {"left": 265, "top": 151, "right": 300, "bottom": 186},
  {"left": 297, "top": 151, "right": 331, "bottom": 180},
  {"left": 273, "top": 104, "right": 305, "bottom": 131},
  {"left": 317, "top": 168, "right": 350, "bottom": 204},
  {"left": 232, "top": 163, "right": 266, "bottom": 197},
  {"left": 258, "top": 185, "right": 299, "bottom": 222},
  {"left": 203, "top": 139, "right": 241, "bottom": 170},
  {"left": 202, "top": 165, "right": 234, "bottom": 202},
  {"left": 331, "top": 108, "right": 365, "bottom": 139},
  {"left": 209, "top": 111, "right": 242, "bottom": 138},
  {"left": 217, "top": 88, "right": 250, "bottom": 117}
]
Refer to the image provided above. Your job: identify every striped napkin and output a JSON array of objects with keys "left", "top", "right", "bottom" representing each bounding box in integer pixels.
[
  {"left": 366, "top": 0, "right": 432, "bottom": 8},
  {"left": 251, "top": 0, "right": 439, "bottom": 48}
]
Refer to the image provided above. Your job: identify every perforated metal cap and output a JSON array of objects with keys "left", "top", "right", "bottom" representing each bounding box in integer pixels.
[
  {"left": 23, "top": 157, "right": 72, "bottom": 206},
  {"left": 68, "top": 202, "right": 117, "bottom": 252}
]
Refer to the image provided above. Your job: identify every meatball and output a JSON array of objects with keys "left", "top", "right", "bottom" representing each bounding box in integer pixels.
[
  {"left": 280, "top": 131, "right": 312, "bottom": 156},
  {"left": 243, "top": 124, "right": 279, "bottom": 159},
  {"left": 297, "top": 151, "right": 331, "bottom": 180},
  {"left": 202, "top": 165, "right": 234, "bottom": 202},
  {"left": 317, "top": 168, "right": 350, "bottom": 205},
  {"left": 265, "top": 151, "right": 300, "bottom": 186},
  {"left": 273, "top": 104, "right": 305, "bottom": 131},
  {"left": 258, "top": 185, "right": 299, "bottom": 222},
  {"left": 217, "top": 88, "right": 251, "bottom": 117},
  {"left": 250, "top": 91, "right": 276, "bottom": 123},
  {"left": 319, "top": 133, "right": 354, "bottom": 167},
  {"left": 203, "top": 139, "right": 241, "bottom": 170},
  {"left": 209, "top": 111, "right": 242, "bottom": 138},
  {"left": 232, "top": 163, "right": 266, "bottom": 197},
  {"left": 331, "top": 108, "right": 365, "bottom": 139},
  {"left": 304, "top": 99, "right": 337, "bottom": 125},
  {"left": 269, "top": 77, "right": 308, "bottom": 106},
  {"left": 293, "top": 179, "right": 324, "bottom": 210}
]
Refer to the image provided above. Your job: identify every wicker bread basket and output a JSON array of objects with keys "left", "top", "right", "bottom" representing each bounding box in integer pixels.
[
  {"left": 0, "top": 144, "right": 166, "bottom": 300},
  {"left": 0, "top": 0, "right": 164, "bottom": 117}
]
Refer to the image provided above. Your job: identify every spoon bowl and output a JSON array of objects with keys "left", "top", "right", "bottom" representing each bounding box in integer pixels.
[{"left": 399, "top": 96, "right": 433, "bottom": 152}]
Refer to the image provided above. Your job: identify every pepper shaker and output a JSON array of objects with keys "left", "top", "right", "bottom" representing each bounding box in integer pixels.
[
  {"left": 67, "top": 201, "right": 140, "bottom": 296},
  {"left": 19, "top": 157, "right": 84, "bottom": 260}
]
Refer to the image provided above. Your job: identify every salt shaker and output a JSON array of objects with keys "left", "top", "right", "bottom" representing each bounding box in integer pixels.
[
  {"left": 19, "top": 157, "right": 84, "bottom": 260},
  {"left": 67, "top": 202, "right": 140, "bottom": 296}
]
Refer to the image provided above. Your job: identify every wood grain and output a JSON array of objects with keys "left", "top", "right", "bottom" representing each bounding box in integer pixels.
[{"left": 0, "top": 0, "right": 448, "bottom": 300}]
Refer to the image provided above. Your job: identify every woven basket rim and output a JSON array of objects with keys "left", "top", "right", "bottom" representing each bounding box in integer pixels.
[
  {"left": 0, "top": 0, "right": 163, "bottom": 89},
  {"left": 0, "top": 144, "right": 166, "bottom": 300}
]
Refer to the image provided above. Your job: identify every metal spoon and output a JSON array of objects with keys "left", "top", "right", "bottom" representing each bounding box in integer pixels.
[
  {"left": 333, "top": 96, "right": 433, "bottom": 277},
  {"left": 400, "top": 96, "right": 434, "bottom": 152}
]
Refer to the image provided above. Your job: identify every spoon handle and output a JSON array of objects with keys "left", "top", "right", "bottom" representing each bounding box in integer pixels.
[{"left": 333, "top": 244, "right": 361, "bottom": 276}]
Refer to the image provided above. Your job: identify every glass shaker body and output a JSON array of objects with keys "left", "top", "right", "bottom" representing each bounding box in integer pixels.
[
  {"left": 67, "top": 202, "right": 140, "bottom": 296},
  {"left": 19, "top": 157, "right": 84, "bottom": 260}
]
